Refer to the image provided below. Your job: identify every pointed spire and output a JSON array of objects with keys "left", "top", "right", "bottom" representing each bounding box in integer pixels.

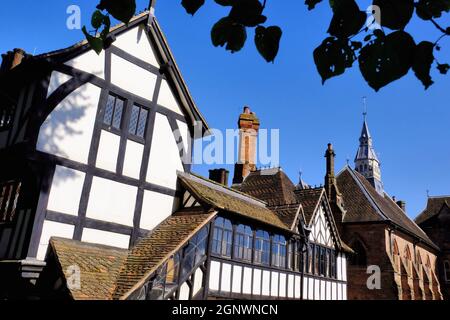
[{"left": 354, "top": 98, "right": 384, "bottom": 194}]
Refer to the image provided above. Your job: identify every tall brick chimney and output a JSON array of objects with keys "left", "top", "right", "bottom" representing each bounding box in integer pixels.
[
  {"left": 1, "top": 48, "right": 26, "bottom": 73},
  {"left": 232, "top": 106, "right": 260, "bottom": 184},
  {"left": 324, "top": 143, "right": 336, "bottom": 200},
  {"left": 209, "top": 169, "right": 229, "bottom": 186}
]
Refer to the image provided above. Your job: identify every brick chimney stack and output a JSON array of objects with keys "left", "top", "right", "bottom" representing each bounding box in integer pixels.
[
  {"left": 1, "top": 48, "right": 26, "bottom": 73},
  {"left": 209, "top": 169, "right": 229, "bottom": 186},
  {"left": 232, "top": 106, "right": 260, "bottom": 184}
]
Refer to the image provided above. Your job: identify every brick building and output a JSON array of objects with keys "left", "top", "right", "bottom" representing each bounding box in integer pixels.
[
  {"left": 325, "top": 116, "right": 443, "bottom": 300},
  {"left": 415, "top": 196, "right": 450, "bottom": 299}
]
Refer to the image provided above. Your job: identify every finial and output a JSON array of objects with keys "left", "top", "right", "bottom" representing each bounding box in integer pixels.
[
  {"left": 426, "top": 189, "right": 430, "bottom": 198},
  {"left": 362, "top": 96, "right": 367, "bottom": 120},
  {"left": 346, "top": 156, "right": 350, "bottom": 166}
]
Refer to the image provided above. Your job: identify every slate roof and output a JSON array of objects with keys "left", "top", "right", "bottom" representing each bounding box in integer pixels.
[
  {"left": 415, "top": 196, "right": 450, "bottom": 225},
  {"left": 294, "top": 188, "right": 324, "bottom": 226},
  {"left": 336, "top": 166, "right": 438, "bottom": 250},
  {"left": 178, "top": 171, "right": 291, "bottom": 232},
  {"left": 48, "top": 209, "right": 216, "bottom": 300},
  {"left": 236, "top": 168, "right": 298, "bottom": 206},
  {"left": 49, "top": 237, "right": 128, "bottom": 300}
]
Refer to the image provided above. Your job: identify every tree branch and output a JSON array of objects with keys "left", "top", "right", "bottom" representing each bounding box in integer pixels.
[{"left": 430, "top": 18, "right": 450, "bottom": 35}]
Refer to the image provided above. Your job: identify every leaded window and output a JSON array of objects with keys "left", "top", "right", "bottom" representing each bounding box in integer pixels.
[
  {"left": 0, "top": 181, "right": 21, "bottom": 223},
  {"left": 254, "top": 230, "right": 270, "bottom": 265},
  {"left": 103, "top": 94, "right": 124, "bottom": 129},
  {"left": 233, "top": 224, "right": 253, "bottom": 262},
  {"left": 212, "top": 217, "right": 232, "bottom": 258},
  {"left": 128, "top": 104, "right": 148, "bottom": 138}
]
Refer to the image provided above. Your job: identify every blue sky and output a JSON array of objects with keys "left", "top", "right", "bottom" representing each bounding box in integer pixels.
[{"left": 1, "top": 0, "right": 449, "bottom": 218}]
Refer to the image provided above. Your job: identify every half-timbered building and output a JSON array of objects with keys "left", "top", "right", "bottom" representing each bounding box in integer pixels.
[
  {"left": 0, "top": 9, "right": 351, "bottom": 300},
  {"left": 0, "top": 10, "right": 207, "bottom": 297}
]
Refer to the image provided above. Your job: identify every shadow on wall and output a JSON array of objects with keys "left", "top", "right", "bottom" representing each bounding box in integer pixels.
[{"left": 36, "top": 72, "right": 101, "bottom": 184}]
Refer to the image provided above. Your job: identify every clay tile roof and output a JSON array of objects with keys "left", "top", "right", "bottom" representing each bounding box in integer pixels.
[
  {"left": 294, "top": 188, "right": 324, "bottom": 226},
  {"left": 49, "top": 237, "right": 128, "bottom": 300},
  {"left": 337, "top": 167, "right": 438, "bottom": 250},
  {"left": 236, "top": 168, "right": 298, "bottom": 206},
  {"left": 114, "top": 210, "right": 215, "bottom": 299},
  {"left": 178, "top": 172, "right": 291, "bottom": 232},
  {"left": 415, "top": 196, "right": 450, "bottom": 225},
  {"left": 268, "top": 203, "right": 301, "bottom": 230}
]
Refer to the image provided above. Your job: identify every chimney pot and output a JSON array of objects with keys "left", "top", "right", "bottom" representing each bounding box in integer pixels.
[
  {"left": 1, "top": 48, "right": 26, "bottom": 73},
  {"left": 396, "top": 200, "right": 406, "bottom": 212},
  {"left": 243, "top": 106, "right": 251, "bottom": 114}
]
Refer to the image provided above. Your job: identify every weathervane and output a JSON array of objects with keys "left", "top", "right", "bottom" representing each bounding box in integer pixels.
[{"left": 362, "top": 96, "right": 367, "bottom": 120}]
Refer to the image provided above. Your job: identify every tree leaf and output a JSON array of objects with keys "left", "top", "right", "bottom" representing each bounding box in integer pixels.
[
  {"left": 358, "top": 30, "right": 415, "bottom": 91},
  {"left": 82, "top": 26, "right": 104, "bottom": 55},
  {"left": 327, "top": 0, "right": 366, "bottom": 38},
  {"left": 229, "top": 0, "right": 267, "bottom": 27},
  {"left": 97, "top": 0, "right": 136, "bottom": 23},
  {"left": 211, "top": 17, "right": 247, "bottom": 53},
  {"left": 437, "top": 63, "right": 450, "bottom": 74},
  {"left": 313, "top": 37, "right": 356, "bottom": 83},
  {"left": 91, "top": 10, "right": 105, "bottom": 29},
  {"left": 416, "top": 0, "right": 450, "bottom": 20},
  {"left": 305, "top": 0, "right": 323, "bottom": 10},
  {"left": 372, "top": 0, "right": 414, "bottom": 30},
  {"left": 181, "top": 0, "right": 205, "bottom": 15},
  {"left": 255, "top": 26, "right": 282, "bottom": 63},
  {"left": 412, "top": 41, "right": 435, "bottom": 89}
]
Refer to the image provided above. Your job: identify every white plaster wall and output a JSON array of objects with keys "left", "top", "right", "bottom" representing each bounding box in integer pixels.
[
  {"left": 279, "top": 273, "right": 286, "bottom": 298},
  {"left": 114, "top": 25, "right": 160, "bottom": 67},
  {"left": 209, "top": 261, "right": 221, "bottom": 291},
  {"left": 37, "top": 83, "right": 101, "bottom": 164},
  {"left": 47, "top": 71, "right": 72, "bottom": 98},
  {"left": 332, "top": 282, "right": 337, "bottom": 300},
  {"left": 123, "top": 140, "right": 144, "bottom": 179},
  {"left": 337, "top": 283, "right": 342, "bottom": 300},
  {"left": 243, "top": 267, "right": 252, "bottom": 295},
  {"left": 140, "top": 190, "right": 178, "bottom": 231},
  {"left": 146, "top": 113, "right": 183, "bottom": 189},
  {"left": 342, "top": 254, "right": 347, "bottom": 281},
  {"left": 288, "top": 274, "right": 294, "bottom": 298},
  {"left": 111, "top": 54, "right": 157, "bottom": 101},
  {"left": 343, "top": 284, "right": 347, "bottom": 300},
  {"left": 176, "top": 120, "right": 190, "bottom": 156},
  {"left": 320, "top": 280, "right": 325, "bottom": 300},
  {"left": 179, "top": 282, "right": 190, "bottom": 300},
  {"left": 157, "top": 80, "right": 183, "bottom": 114},
  {"left": 65, "top": 50, "right": 105, "bottom": 79},
  {"left": 314, "top": 279, "right": 320, "bottom": 300},
  {"left": 308, "top": 277, "right": 314, "bottom": 300},
  {"left": 326, "top": 281, "right": 331, "bottom": 300},
  {"left": 270, "top": 272, "right": 278, "bottom": 297},
  {"left": 253, "top": 269, "right": 262, "bottom": 295},
  {"left": 86, "top": 177, "right": 137, "bottom": 226},
  {"left": 96, "top": 130, "right": 120, "bottom": 172},
  {"left": 47, "top": 166, "right": 85, "bottom": 216},
  {"left": 81, "top": 228, "right": 129, "bottom": 249},
  {"left": 337, "top": 253, "right": 342, "bottom": 281},
  {"left": 232, "top": 265, "right": 242, "bottom": 293},
  {"left": 192, "top": 268, "right": 203, "bottom": 297},
  {"left": 262, "top": 270, "right": 270, "bottom": 296},
  {"left": 221, "top": 263, "right": 231, "bottom": 292},
  {"left": 295, "top": 275, "right": 302, "bottom": 299},
  {"left": 37, "top": 220, "right": 74, "bottom": 260}
]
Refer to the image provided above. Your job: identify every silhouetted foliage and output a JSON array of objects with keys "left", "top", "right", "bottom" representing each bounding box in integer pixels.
[{"left": 83, "top": 0, "right": 450, "bottom": 91}]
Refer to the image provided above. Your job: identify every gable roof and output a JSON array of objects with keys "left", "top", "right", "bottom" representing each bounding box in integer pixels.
[
  {"left": 178, "top": 171, "right": 291, "bottom": 232},
  {"left": 49, "top": 237, "right": 128, "bottom": 300},
  {"left": 0, "top": 11, "right": 209, "bottom": 133},
  {"left": 294, "top": 188, "right": 324, "bottom": 226},
  {"left": 337, "top": 166, "right": 438, "bottom": 250},
  {"left": 48, "top": 209, "right": 215, "bottom": 300},
  {"left": 236, "top": 168, "right": 298, "bottom": 206},
  {"left": 415, "top": 196, "right": 450, "bottom": 225}
]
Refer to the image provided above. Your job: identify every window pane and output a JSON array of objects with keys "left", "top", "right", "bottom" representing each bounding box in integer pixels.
[
  {"left": 112, "top": 98, "right": 124, "bottom": 129},
  {"left": 103, "top": 95, "right": 115, "bottom": 125},
  {"left": 129, "top": 105, "right": 140, "bottom": 135},
  {"left": 137, "top": 108, "right": 148, "bottom": 138}
]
